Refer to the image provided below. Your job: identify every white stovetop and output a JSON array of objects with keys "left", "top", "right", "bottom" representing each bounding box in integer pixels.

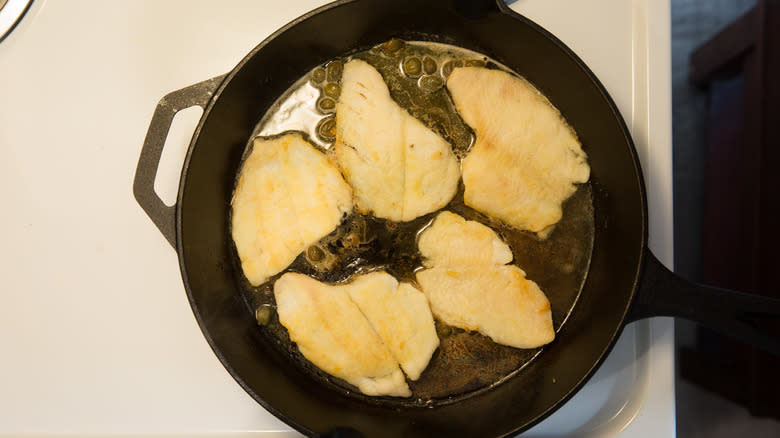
[{"left": 0, "top": 0, "right": 674, "bottom": 436}]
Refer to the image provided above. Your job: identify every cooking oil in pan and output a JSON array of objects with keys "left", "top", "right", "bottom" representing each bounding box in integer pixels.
[{"left": 235, "top": 40, "right": 595, "bottom": 406}]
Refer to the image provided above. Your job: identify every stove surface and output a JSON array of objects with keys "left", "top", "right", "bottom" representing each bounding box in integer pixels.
[{"left": 0, "top": 1, "right": 674, "bottom": 436}]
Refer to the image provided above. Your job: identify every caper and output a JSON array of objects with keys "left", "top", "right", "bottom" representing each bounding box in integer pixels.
[
  {"left": 316, "top": 117, "right": 337, "bottom": 142},
  {"left": 422, "top": 56, "right": 437, "bottom": 75},
  {"left": 326, "top": 60, "right": 343, "bottom": 82},
  {"left": 402, "top": 57, "right": 422, "bottom": 77},
  {"left": 436, "top": 323, "right": 453, "bottom": 338},
  {"left": 318, "top": 97, "right": 336, "bottom": 112},
  {"left": 441, "top": 59, "right": 463, "bottom": 77},
  {"left": 255, "top": 306, "right": 272, "bottom": 326},
  {"left": 311, "top": 67, "right": 326, "bottom": 84},
  {"left": 323, "top": 82, "right": 341, "bottom": 98},
  {"left": 307, "top": 245, "right": 325, "bottom": 261},
  {"left": 419, "top": 75, "right": 444, "bottom": 92},
  {"left": 382, "top": 38, "right": 404, "bottom": 54},
  {"left": 342, "top": 226, "right": 364, "bottom": 248}
]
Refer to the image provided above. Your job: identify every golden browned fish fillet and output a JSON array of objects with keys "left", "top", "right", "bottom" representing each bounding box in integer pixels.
[
  {"left": 446, "top": 67, "right": 590, "bottom": 237},
  {"left": 274, "top": 272, "right": 411, "bottom": 397},
  {"left": 231, "top": 133, "right": 352, "bottom": 286},
  {"left": 416, "top": 212, "right": 555, "bottom": 349},
  {"left": 334, "top": 59, "right": 460, "bottom": 222}
]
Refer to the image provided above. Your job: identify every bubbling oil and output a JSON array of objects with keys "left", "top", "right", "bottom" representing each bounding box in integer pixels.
[{"left": 235, "top": 40, "right": 595, "bottom": 406}]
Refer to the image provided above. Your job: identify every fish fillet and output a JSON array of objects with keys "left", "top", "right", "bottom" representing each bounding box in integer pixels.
[
  {"left": 231, "top": 133, "right": 353, "bottom": 286},
  {"left": 346, "top": 273, "right": 439, "bottom": 380},
  {"left": 274, "top": 272, "right": 411, "bottom": 397},
  {"left": 334, "top": 59, "right": 460, "bottom": 222},
  {"left": 416, "top": 212, "right": 554, "bottom": 349},
  {"left": 418, "top": 211, "right": 513, "bottom": 268},
  {"left": 447, "top": 67, "right": 590, "bottom": 237}
]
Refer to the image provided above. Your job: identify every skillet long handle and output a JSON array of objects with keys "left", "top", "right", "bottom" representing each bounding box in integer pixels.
[
  {"left": 628, "top": 250, "right": 780, "bottom": 355},
  {"left": 133, "top": 74, "right": 226, "bottom": 248}
]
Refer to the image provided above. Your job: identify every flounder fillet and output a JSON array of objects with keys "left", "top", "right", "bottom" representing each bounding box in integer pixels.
[
  {"left": 418, "top": 211, "right": 513, "bottom": 268},
  {"left": 446, "top": 67, "right": 590, "bottom": 237},
  {"left": 334, "top": 59, "right": 460, "bottom": 222},
  {"left": 416, "top": 212, "right": 555, "bottom": 349},
  {"left": 231, "top": 133, "right": 352, "bottom": 286},
  {"left": 274, "top": 272, "right": 411, "bottom": 397},
  {"left": 274, "top": 271, "right": 439, "bottom": 396},
  {"left": 346, "top": 273, "right": 439, "bottom": 380}
]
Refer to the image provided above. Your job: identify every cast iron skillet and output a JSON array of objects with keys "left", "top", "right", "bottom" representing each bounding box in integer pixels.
[{"left": 133, "top": 0, "right": 780, "bottom": 436}]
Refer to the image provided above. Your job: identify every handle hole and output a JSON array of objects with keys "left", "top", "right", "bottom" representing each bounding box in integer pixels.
[{"left": 154, "top": 106, "right": 203, "bottom": 206}]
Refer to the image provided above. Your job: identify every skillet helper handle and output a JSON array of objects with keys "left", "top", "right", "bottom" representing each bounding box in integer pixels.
[
  {"left": 628, "top": 250, "right": 780, "bottom": 355},
  {"left": 133, "top": 75, "right": 226, "bottom": 248}
]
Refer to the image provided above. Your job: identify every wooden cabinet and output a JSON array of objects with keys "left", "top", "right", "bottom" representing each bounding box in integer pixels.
[{"left": 683, "top": 0, "right": 780, "bottom": 418}]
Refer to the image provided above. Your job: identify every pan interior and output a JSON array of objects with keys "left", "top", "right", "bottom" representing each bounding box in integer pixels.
[{"left": 231, "top": 40, "right": 595, "bottom": 407}]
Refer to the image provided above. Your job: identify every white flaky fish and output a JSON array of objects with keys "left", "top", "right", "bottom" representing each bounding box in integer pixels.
[
  {"left": 274, "top": 272, "right": 411, "bottom": 397},
  {"left": 334, "top": 59, "right": 460, "bottom": 222},
  {"left": 231, "top": 133, "right": 352, "bottom": 286},
  {"left": 416, "top": 212, "right": 555, "bottom": 349},
  {"left": 345, "top": 272, "right": 439, "bottom": 381},
  {"left": 274, "top": 271, "right": 439, "bottom": 396},
  {"left": 447, "top": 67, "right": 590, "bottom": 237}
]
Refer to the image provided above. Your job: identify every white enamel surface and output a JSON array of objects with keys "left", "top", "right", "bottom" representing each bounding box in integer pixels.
[{"left": 0, "top": 0, "right": 673, "bottom": 436}]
